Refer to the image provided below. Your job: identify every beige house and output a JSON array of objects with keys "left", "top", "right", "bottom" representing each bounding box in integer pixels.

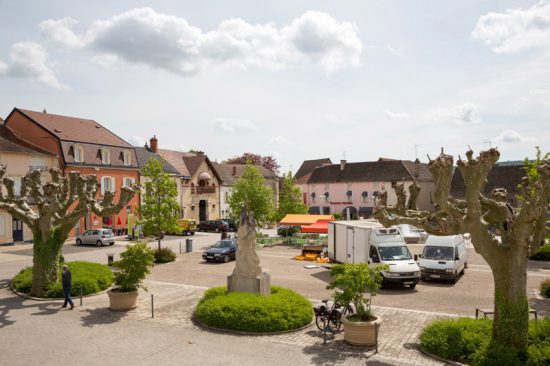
[{"left": 0, "top": 122, "right": 59, "bottom": 245}]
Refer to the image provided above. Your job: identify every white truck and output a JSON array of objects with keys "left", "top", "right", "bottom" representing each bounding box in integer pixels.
[
  {"left": 328, "top": 221, "right": 421, "bottom": 289},
  {"left": 418, "top": 234, "right": 468, "bottom": 283}
]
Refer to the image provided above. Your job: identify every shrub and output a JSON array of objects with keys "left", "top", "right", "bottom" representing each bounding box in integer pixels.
[
  {"left": 196, "top": 286, "right": 313, "bottom": 333},
  {"left": 420, "top": 317, "right": 550, "bottom": 366},
  {"left": 112, "top": 242, "right": 154, "bottom": 292},
  {"left": 154, "top": 247, "right": 176, "bottom": 263},
  {"left": 530, "top": 244, "right": 550, "bottom": 261},
  {"left": 12, "top": 261, "right": 113, "bottom": 297},
  {"left": 540, "top": 279, "right": 550, "bottom": 298}
]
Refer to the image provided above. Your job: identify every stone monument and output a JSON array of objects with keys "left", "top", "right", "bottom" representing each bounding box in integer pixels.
[{"left": 227, "top": 207, "right": 271, "bottom": 296}]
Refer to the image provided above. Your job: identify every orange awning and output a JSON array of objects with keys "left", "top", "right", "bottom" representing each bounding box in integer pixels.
[
  {"left": 279, "top": 214, "right": 334, "bottom": 226},
  {"left": 301, "top": 219, "right": 331, "bottom": 234}
]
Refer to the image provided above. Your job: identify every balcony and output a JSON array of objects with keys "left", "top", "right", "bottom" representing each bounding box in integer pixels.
[{"left": 192, "top": 186, "right": 216, "bottom": 194}]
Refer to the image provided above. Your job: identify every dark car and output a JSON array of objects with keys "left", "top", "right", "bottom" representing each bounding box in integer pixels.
[
  {"left": 222, "top": 219, "right": 237, "bottom": 232},
  {"left": 198, "top": 220, "right": 229, "bottom": 232},
  {"left": 202, "top": 239, "right": 237, "bottom": 263}
]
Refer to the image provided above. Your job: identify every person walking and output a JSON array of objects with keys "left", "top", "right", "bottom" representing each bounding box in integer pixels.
[{"left": 61, "top": 265, "right": 74, "bottom": 310}]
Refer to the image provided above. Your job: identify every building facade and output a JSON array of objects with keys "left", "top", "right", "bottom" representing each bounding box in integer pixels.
[{"left": 3, "top": 108, "right": 140, "bottom": 237}]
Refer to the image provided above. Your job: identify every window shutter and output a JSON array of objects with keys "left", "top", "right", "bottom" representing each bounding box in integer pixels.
[
  {"left": 101, "top": 177, "right": 106, "bottom": 195},
  {"left": 111, "top": 177, "right": 116, "bottom": 192}
]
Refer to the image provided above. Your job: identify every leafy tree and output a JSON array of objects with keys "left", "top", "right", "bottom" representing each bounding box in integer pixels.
[
  {"left": 138, "top": 158, "right": 180, "bottom": 250},
  {"left": 273, "top": 172, "right": 307, "bottom": 222},
  {"left": 0, "top": 167, "right": 135, "bottom": 296},
  {"left": 112, "top": 243, "right": 154, "bottom": 292},
  {"left": 228, "top": 164, "right": 274, "bottom": 226},
  {"left": 225, "top": 153, "right": 280, "bottom": 174},
  {"left": 375, "top": 148, "right": 549, "bottom": 359}
]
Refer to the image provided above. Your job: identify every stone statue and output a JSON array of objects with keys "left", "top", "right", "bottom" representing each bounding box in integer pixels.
[{"left": 227, "top": 207, "right": 271, "bottom": 295}]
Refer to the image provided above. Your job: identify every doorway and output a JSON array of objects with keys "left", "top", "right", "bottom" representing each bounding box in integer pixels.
[
  {"left": 199, "top": 200, "right": 207, "bottom": 221},
  {"left": 12, "top": 217, "right": 23, "bottom": 242}
]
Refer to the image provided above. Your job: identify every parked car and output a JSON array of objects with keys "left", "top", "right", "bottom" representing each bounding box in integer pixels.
[
  {"left": 198, "top": 220, "right": 229, "bottom": 232},
  {"left": 202, "top": 239, "right": 237, "bottom": 263},
  {"left": 418, "top": 234, "right": 468, "bottom": 283},
  {"left": 396, "top": 224, "right": 428, "bottom": 244},
  {"left": 222, "top": 219, "right": 237, "bottom": 232},
  {"left": 76, "top": 229, "right": 115, "bottom": 247},
  {"left": 277, "top": 225, "right": 301, "bottom": 237},
  {"left": 170, "top": 218, "right": 197, "bottom": 236}
]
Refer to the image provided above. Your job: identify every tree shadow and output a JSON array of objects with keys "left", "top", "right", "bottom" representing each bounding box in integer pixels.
[
  {"left": 301, "top": 338, "right": 377, "bottom": 365},
  {"left": 79, "top": 307, "right": 127, "bottom": 327}
]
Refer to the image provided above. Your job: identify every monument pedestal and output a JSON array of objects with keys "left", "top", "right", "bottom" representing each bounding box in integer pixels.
[{"left": 227, "top": 272, "right": 271, "bottom": 296}]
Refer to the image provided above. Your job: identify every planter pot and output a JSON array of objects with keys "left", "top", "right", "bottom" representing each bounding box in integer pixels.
[
  {"left": 108, "top": 289, "right": 138, "bottom": 311},
  {"left": 342, "top": 315, "right": 382, "bottom": 346}
]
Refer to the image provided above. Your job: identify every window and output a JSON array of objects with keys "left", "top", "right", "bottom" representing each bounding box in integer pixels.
[
  {"left": 310, "top": 192, "right": 316, "bottom": 203},
  {"left": 224, "top": 192, "right": 229, "bottom": 202},
  {"left": 324, "top": 191, "right": 330, "bottom": 202},
  {"left": 122, "top": 150, "right": 131, "bottom": 166},
  {"left": 101, "top": 149, "right": 110, "bottom": 165},
  {"left": 361, "top": 191, "right": 368, "bottom": 202},
  {"left": 74, "top": 145, "right": 84, "bottom": 163},
  {"left": 8, "top": 176, "right": 22, "bottom": 196},
  {"left": 101, "top": 176, "right": 115, "bottom": 195},
  {"left": 122, "top": 177, "right": 135, "bottom": 188},
  {"left": 0, "top": 215, "right": 5, "bottom": 236},
  {"left": 346, "top": 190, "right": 352, "bottom": 201}
]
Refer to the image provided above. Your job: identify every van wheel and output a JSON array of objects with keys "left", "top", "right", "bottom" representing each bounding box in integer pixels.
[
  {"left": 410, "top": 284, "right": 416, "bottom": 289},
  {"left": 464, "top": 261, "right": 469, "bottom": 269},
  {"left": 215, "top": 228, "right": 220, "bottom": 233},
  {"left": 451, "top": 272, "right": 457, "bottom": 284}
]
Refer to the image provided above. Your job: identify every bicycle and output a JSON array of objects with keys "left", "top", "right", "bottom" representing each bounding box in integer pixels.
[{"left": 314, "top": 299, "right": 354, "bottom": 333}]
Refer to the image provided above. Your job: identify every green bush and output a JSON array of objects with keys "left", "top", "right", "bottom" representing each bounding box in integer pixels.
[
  {"left": 154, "top": 247, "right": 176, "bottom": 263},
  {"left": 12, "top": 261, "right": 113, "bottom": 297},
  {"left": 540, "top": 279, "right": 550, "bottom": 298},
  {"left": 420, "top": 317, "right": 550, "bottom": 366},
  {"left": 530, "top": 244, "right": 550, "bottom": 261},
  {"left": 196, "top": 286, "right": 313, "bottom": 333},
  {"left": 112, "top": 242, "right": 154, "bottom": 292}
]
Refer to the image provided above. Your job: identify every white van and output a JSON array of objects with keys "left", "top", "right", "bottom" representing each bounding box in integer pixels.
[
  {"left": 418, "top": 235, "right": 468, "bottom": 283},
  {"left": 368, "top": 228, "right": 421, "bottom": 289}
]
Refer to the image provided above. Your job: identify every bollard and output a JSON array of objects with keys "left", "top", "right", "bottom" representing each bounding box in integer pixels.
[
  {"left": 151, "top": 294, "right": 154, "bottom": 318},
  {"left": 179, "top": 241, "right": 182, "bottom": 254},
  {"left": 186, "top": 238, "right": 192, "bottom": 253},
  {"left": 107, "top": 253, "right": 114, "bottom": 265},
  {"left": 80, "top": 284, "right": 83, "bottom": 306}
]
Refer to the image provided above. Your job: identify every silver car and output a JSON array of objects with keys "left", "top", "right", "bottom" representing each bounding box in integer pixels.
[{"left": 76, "top": 229, "right": 115, "bottom": 247}]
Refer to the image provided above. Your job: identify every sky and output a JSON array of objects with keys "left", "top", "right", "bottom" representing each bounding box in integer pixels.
[{"left": 0, "top": 0, "right": 548, "bottom": 174}]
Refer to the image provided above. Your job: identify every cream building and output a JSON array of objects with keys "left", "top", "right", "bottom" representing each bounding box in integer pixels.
[{"left": 0, "top": 122, "right": 59, "bottom": 245}]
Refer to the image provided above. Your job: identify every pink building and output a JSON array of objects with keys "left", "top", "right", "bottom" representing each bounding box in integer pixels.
[{"left": 295, "top": 159, "right": 435, "bottom": 218}]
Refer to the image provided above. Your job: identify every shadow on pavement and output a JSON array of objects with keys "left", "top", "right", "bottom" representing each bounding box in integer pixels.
[
  {"left": 301, "top": 338, "right": 377, "bottom": 366},
  {"left": 529, "top": 297, "right": 550, "bottom": 318},
  {"left": 79, "top": 307, "right": 127, "bottom": 328},
  {"left": 309, "top": 269, "right": 332, "bottom": 285}
]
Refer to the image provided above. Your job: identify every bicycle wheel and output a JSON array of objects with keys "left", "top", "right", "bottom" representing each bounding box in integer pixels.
[
  {"left": 315, "top": 315, "right": 327, "bottom": 331},
  {"left": 327, "top": 311, "right": 343, "bottom": 333}
]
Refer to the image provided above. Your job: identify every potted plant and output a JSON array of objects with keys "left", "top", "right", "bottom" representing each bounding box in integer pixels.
[
  {"left": 328, "top": 262, "right": 388, "bottom": 346},
  {"left": 108, "top": 242, "right": 155, "bottom": 311}
]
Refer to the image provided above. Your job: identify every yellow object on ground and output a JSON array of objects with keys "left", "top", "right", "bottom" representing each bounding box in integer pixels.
[
  {"left": 304, "top": 253, "right": 318, "bottom": 261},
  {"left": 315, "top": 257, "right": 330, "bottom": 263},
  {"left": 294, "top": 255, "right": 306, "bottom": 261}
]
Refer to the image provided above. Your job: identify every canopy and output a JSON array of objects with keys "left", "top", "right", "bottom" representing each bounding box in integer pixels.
[
  {"left": 279, "top": 214, "right": 334, "bottom": 226},
  {"left": 301, "top": 219, "right": 331, "bottom": 234}
]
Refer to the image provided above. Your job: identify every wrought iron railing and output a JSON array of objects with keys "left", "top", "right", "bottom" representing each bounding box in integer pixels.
[{"left": 192, "top": 186, "right": 216, "bottom": 194}]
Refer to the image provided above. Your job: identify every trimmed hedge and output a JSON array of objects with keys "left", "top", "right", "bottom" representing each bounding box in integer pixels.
[
  {"left": 196, "top": 286, "right": 313, "bottom": 333},
  {"left": 12, "top": 261, "right": 113, "bottom": 297},
  {"left": 420, "top": 317, "right": 550, "bottom": 366},
  {"left": 541, "top": 279, "right": 550, "bottom": 298},
  {"left": 530, "top": 244, "right": 550, "bottom": 261},
  {"left": 154, "top": 247, "right": 176, "bottom": 263}
]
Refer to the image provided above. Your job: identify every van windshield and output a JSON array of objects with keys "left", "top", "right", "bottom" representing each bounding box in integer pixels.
[
  {"left": 378, "top": 246, "right": 412, "bottom": 261},
  {"left": 423, "top": 246, "right": 454, "bottom": 261}
]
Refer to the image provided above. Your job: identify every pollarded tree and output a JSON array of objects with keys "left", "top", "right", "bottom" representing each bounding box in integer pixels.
[
  {"left": 228, "top": 164, "right": 274, "bottom": 226},
  {"left": 374, "top": 148, "right": 549, "bottom": 357},
  {"left": 0, "top": 166, "right": 135, "bottom": 296},
  {"left": 273, "top": 172, "right": 308, "bottom": 222},
  {"left": 138, "top": 158, "right": 180, "bottom": 250}
]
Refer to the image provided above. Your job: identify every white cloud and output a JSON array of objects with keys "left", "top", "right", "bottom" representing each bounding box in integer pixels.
[
  {"left": 384, "top": 110, "right": 409, "bottom": 119},
  {"left": 214, "top": 117, "right": 257, "bottom": 132},
  {"left": 527, "top": 88, "right": 550, "bottom": 107},
  {"left": 0, "top": 42, "right": 67, "bottom": 89},
  {"left": 39, "top": 17, "right": 84, "bottom": 48},
  {"left": 39, "top": 8, "right": 363, "bottom": 75},
  {"left": 432, "top": 103, "right": 482, "bottom": 124},
  {"left": 493, "top": 129, "right": 534, "bottom": 143},
  {"left": 128, "top": 135, "right": 146, "bottom": 146},
  {"left": 269, "top": 136, "right": 291, "bottom": 145},
  {"left": 386, "top": 44, "right": 403, "bottom": 57},
  {"left": 472, "top": 1, "right": 550, "bottom": 53}
]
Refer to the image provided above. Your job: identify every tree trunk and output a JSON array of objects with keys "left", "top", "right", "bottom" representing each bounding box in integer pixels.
[
  {"left": 30, "top": 227, "right": 66, "bottom": 297},
  {"left": 490, "top": 243, "right": 529, "bottom": 357}
]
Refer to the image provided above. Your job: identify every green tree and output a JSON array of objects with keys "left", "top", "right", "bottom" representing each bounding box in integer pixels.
[
  {"left": 273, "top": 172, "right": 307, "bottom": 222},
  {"left": 138, "top": 158, "right": 180, "bottom": 250},
  {"left": 228, "top": 164, "right": 274, "bottom": 226}
]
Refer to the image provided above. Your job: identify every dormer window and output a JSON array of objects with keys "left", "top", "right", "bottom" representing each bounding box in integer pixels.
[
  {"left": 101, "top": 149, "right": 110, "bottom": 165},
  {"left": 310, "top": 192, "right": 316, "bottom": 203},
  {"left": 122, "top": 150, "right": 131, "bottom": 166},
  {"left": 74, "top": 145, "right": 84, "bottom": 163},
  {"left": 324, "top": 192, "right": 330, "bottom": 202},
  {"left": 346, "top": 190, "right": 353, "bottom": 201}
]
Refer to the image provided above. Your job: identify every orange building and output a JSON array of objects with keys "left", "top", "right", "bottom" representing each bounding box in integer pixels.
[{"left": 3, "top": 108, "right": 139, "bottom": 237}]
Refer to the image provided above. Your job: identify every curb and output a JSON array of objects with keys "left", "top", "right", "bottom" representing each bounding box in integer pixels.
[
  {"left": 193, "top": 313, "right": 315, "bottom": 336},
  {"left": 419, "top": 346, "right": 467, "bottom": 366},
  {"left": 10, "top": 282, "right": 111, "bottom": 301}
]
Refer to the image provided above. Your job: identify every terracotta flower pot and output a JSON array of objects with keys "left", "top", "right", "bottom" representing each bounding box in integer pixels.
[
  {"left": 108, "top": 289, "right": 138, "bottom": 311},
  {"left": 342, "top": 315, "right": 382, "bottom": 346}
]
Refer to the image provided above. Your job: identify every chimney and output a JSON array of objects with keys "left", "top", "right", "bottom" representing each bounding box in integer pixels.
[
  {"left": 340, "top": 160, "right": 346, "bottom": 171},
  {"left": 232, "top": 166, "right": 237, "bottom": 176},
  {"left": 150, "top": 135, "right": 158, "bottom": 153}
]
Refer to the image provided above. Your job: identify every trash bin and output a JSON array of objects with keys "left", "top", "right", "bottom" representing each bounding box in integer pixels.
[
  {"left": 186, "top": 239, "right": 193, "bottom": 253},
  {"left": 107, "top": 253, "right": 114, "bottom": 265}
]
